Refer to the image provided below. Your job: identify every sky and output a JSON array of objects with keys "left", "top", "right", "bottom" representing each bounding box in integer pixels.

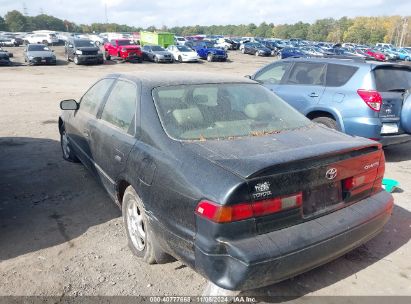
[{"left": 0, "top": 0, "right": 410, "bottom": 27}]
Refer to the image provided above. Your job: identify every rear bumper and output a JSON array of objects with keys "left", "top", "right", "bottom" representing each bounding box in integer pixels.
[
  {"left": 379, "top": 133, "right": 411, "bottom": 146},
  {"left": 194, "top": 190, "right": 393, "bottom": 291}
]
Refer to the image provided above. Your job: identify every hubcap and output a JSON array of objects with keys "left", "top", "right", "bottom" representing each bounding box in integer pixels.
[
  {"left": 62, "top": 132, "right": 70, "bottom": 158},
  {"left": 127, "top": 200, "right": 146, "bottom": 251}
]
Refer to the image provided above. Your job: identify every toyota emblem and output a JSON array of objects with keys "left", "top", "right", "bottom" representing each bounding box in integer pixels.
[{"left": 325, "top": 168, "right": 338, "bottom": 180}]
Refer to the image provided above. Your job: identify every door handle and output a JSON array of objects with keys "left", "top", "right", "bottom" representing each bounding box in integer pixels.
[{"left": 309, "top": 92, "right": 319, "bottom": 98}]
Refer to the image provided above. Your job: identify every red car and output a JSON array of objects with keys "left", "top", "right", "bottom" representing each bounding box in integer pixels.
[
  {"left": 365, "top": 49, "right": 386, "bottom": 61},
  {"left": 104, "top": 39, "right": 143, "bottom": 62}
]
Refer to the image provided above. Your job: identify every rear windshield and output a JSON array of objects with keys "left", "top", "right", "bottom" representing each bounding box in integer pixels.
[
  {"left": 374, "top": 67, "right": 411, "bottom": 92},
  {"left": 153, "top": 83, "right": 311, "bottom": 141}
]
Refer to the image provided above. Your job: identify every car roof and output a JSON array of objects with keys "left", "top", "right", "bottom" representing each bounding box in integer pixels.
[
  {"left": 282, "top": 57, "right": 371, "bottom": 67},
  {"left": 107, "top": 71, "right": 257, "bottom": 87}
]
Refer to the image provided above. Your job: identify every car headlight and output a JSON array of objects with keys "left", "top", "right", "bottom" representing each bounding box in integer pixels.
[
  {"left": 75, "top": 50, "right": 82, "bottom": 55},
  {"left": 28, "top": 56, "right": 34, "bottom": 60}
]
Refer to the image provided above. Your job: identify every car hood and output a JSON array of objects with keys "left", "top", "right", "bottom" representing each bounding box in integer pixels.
[
  {"left": 153, "top": 51, "right": 171, "bottom": 55},
  {"left": 182, "top": 125, "right": 374, "bottom": 179},
  {"left": 208, "top": 48, "right": 225, "bottom": 54},
  {"left": 27, "top": 51, "right": 54, "bottom": 57},
  {"left": 257, "top": 47, "right": 271, "bottom": 52}
]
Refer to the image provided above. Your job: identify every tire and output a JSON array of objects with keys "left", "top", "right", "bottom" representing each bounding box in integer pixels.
[
  {"left": 60, "top": 129, "right": 79, "bottom": 162},
  {"left": 105, "top": 51, "right": 111, "bottom": 61},
  {"left": 312, "top": 116, "right": 338, "bottom": 130},
  {"left": 154, "top": 56, "right": 159, "bottom": 63},
  {"left": 178, "top": 55, "right": 182, "bottom": 63},
  {"left": 42, "top": 40, "right": 48, "bottom": 46},
  {"left": 66, "top": 52, "right": 70, "bottom": 62},
  {"left": 73, "top": 55, "right": 80, "bottom": 65},
  {"left": 241, "top": 48, "right": 245, "bottom": 54},
  {"left": 255, "top": 51, "right": 259, "bottom": 56},
  {"left": 207, "top": 53, "right": 213, "bottom": 62},
  {"left": 122, "top": 186, "right": 157, "bottom": 264}
]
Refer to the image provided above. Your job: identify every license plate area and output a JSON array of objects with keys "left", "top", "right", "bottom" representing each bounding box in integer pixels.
[
  {"left": 381, "top": 123, "right": 399, "bottom": 134},
  {"left": 303, "top": 182, "right": 342, "bottom": 217}
]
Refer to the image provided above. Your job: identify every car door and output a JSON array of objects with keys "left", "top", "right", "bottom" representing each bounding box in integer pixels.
[
  {"left": 89, "top": 79, "right": 139, "bottom": 197},
  {"left": 276, "top": 62, "right": 326, "bottom": 112},
  {"left": 253, "top": 61, "right": 293, "bottom": 92},
  {"left": 65, "top": 78, "right": 116, "bottom": 170}
]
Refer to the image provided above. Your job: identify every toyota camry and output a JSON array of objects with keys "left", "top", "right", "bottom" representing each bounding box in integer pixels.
[{"left": 58, "top": 72, "right": 393, "bottom": 291}]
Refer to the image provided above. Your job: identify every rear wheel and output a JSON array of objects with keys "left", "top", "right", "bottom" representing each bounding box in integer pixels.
[
  {"left": 61, "top": 129, "right": 79, "bottom": 162},
  {"left": 255, "top": 51, "right": 259, "bottom": 56},
  {"left": 241, "top": 48, "right": 245, "bottom": 54},
  {"left": 122, "top": 186, "right": 156, "bottom": 264},
  {"left": 178, "top": 55, "right": 182, "bottom": 63},
  {"left": 312, "top": 116, "right": 338, "bottom": 130}
]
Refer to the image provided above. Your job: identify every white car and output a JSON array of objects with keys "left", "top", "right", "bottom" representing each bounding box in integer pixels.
[
  {"left": 166, "top": 45, "right": 199, "bottom": 62},
  {"left": 87, "top": 34, "right": 105, "bottom": 46},
  {"left": 25, "top": 33, "right": 59, "bottom": 45},
  {"left": 174, "top": 36, "right": 186, "bottom": 46}
]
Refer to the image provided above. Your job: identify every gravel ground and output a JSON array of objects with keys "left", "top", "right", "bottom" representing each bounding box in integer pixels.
[{"left": 0, "top": 46, "right": 410, "bottom": 301}]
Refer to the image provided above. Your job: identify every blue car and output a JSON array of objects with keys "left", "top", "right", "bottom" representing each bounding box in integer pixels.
[
  {"left": 251, "top": 57, "right": 411, "bottom": 146},
  {"left": 280, "top": 47, "right": 307, "bottom": 59},
  {"left": 392, "top": 48, "right": 411, "bottom": 61},
  {"left": 188, "top": 40, "right": 227, "bottom": 62}
]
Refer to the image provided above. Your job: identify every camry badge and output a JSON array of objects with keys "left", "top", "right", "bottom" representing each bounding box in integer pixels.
[{"left": 325, "top": 168, "right": 338, "bottom": 180}]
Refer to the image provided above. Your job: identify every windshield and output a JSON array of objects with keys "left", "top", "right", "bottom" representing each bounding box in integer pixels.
[
  {"left": 176, "top": 45, "right": 192, "bottom": 52},
  {"left": 151, "top": 45, "right": 165, "bottom": 51},
  {"left": 203, "top": 42, "right": 214, "bottom": 48},
  {"left": 117, "top": 40, "right": 133, "bottom": 45},
  {"left": 28, "top": 45, "right": 50, "bottom": 51},
  {"left": 153, "top": 83, "right": 310, "bottom": 141},
  {"left": 74, "top": 40, "right": 95, "bottom": 47}
]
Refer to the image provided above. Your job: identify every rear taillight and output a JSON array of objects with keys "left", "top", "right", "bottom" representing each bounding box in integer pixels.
[
  {"left": 195, "top": 193, "right": 302, "bottom": 223},
  {"left": 342, "top": 150, "right": 386, "bottom": 197},
  {"left": 372, "top": 151, "right": 385, "bottom": 193},
  {"left": 357, "top": 89, "right": 382, "bottom": 112}
]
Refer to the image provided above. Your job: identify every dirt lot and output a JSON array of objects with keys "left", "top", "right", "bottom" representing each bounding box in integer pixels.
[{"left": 0, "top": 46, "right": 410, "bottom": 301}]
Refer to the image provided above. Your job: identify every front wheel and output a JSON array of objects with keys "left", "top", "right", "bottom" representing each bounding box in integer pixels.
[
  {"left": 73, "top": 55, "right": 80, "bottom": 65},
  {"left": 207, "top": 53, "right": 213, "bottom": 62},
  {"left": 178, "top": 55, "right": 183, "bottom": 63},
  {"left": 241, "top": 48, "right": 245, "bottom": 54},
  {"left": 312, "top": 116, "right": 338, "bottom": 130},
  {"left": 154, "top": 56, "right": 159, "bottom": 63},
  {"left": 255, "top": 51, "right": 259, "bottom": 56},
  {"left": 105, "top": 51, "right": 111, "bottom": 60},
  {"left": 61, "top": 129, "right": 79, "bottom": 162},
  {"left": 122, "top": 186, "right": 157, "bottom": 264}
]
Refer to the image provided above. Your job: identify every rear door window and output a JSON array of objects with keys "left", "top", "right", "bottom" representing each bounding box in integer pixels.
[
  {"left": 286, "top": 62, "right": 326, "bottom": 86},
  {"left": 326, "top": 64, "right": 358, "bottom": 87},
  {"left": 373, "top": 67, "right": 411, "bottom": 92},
  {"left": 100, "top": 80, "right": 137, "bottom": 134},
  {"left": 80, "top": 78, "right": 115, "bottom": 116},
  {"left": 254, "top": 62, "right": 292, "bottom": 84}
]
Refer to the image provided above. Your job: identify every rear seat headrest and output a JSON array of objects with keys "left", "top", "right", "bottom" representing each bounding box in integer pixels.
[
  {"left": 244, "top": 102, "right": 276, "bottom": 120},
  {"left": 172, "top": 107, "right": 204, "bottom": 127}
]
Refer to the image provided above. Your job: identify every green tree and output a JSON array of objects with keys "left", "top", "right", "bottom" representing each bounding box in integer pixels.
[
  {"left": 4, "top": 10, "right": 28, "bottom": 31},
  {"left": 0, "top": 16, "right": 8, "bottom": 31}
]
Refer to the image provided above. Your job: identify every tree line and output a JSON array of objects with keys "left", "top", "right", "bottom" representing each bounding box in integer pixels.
[{"left": 0, "top": 10, "right": 410, "bottom": 46}]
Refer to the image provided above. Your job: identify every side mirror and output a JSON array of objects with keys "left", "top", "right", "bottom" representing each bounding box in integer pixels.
[
  {"left": 244, "top": 75, "right": 252, "bottom": 79},
  {"left": 60, "top": 99, "right": 79, "bottom": 110}
]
